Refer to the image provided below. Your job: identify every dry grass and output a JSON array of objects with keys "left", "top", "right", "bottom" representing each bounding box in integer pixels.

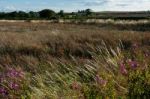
[
  {"left": 0, "top": 22, "right": 149, "bottom": 65},
  {"left": 0, "top": 21, "right": 149, "bottom": 98},
  {"left": 0, "top": 22, "right": 149, "bottom": 69}
]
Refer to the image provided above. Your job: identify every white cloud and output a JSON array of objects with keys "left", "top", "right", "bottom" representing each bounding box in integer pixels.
[
  {"left": 0, "top": 5, "right": 17, "bottom": 12},
  {"left": 81, "top": 0, "right": 150, "bottom": 11},
  {"left": 0, "top": 0, "right": 150, "bottom": 12}
]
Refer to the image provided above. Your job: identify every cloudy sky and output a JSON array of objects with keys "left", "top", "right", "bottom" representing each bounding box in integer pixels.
[{"left": 0, "top": 0, "right": 150, "bottom": 12}]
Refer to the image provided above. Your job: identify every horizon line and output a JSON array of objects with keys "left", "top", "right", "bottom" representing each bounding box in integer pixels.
[{"left": 0, "top": 9, "right": 150, "bottom": 13}]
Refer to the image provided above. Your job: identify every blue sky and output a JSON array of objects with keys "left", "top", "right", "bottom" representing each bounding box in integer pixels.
[{"left": 0, "top": 0, "right": 150, "bottom": 12}]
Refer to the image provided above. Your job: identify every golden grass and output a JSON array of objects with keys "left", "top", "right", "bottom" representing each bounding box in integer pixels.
[{"left": 0, "top": 21, "right": 149, "bottom": 98}]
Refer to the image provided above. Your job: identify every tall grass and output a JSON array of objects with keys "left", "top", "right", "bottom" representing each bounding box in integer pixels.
[
  {"left": 27, "top": 42, "right": 149, "bottom": 98},
  {"left": 0, "top": 22, "right": 149, "bottom": 98}
]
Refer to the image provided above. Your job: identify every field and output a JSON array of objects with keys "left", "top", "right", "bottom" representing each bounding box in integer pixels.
[{"left": 0, "top": 21, "right": 149, "bottom": 98}]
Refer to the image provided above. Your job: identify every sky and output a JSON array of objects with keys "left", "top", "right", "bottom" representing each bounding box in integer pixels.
[{"left": 0, "top": 0, "right": 150, "bottom": 12}]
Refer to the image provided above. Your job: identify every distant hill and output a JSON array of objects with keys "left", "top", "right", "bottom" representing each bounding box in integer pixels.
[{"left": 90, "top": 11, "right": 150, "bottom": 19}]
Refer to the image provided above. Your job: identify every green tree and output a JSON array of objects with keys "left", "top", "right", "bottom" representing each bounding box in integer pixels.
[
  {"left": 38, "top": 9, "right": 55, "bottom": 19},
  {"left": 18, "top": 11, "right": 29, "bottom": 18},
  {"left": 58, "top": 10, "right": 64, "bottom": 18},
  {"left": 85, "top": 9, "right": 92, "bottom": 16},
  {"left": 29, "top": 11, "right": 39, "bottom": 19},
  {"left": 9, "top": 11, "right": 18, "bottom": 18}
]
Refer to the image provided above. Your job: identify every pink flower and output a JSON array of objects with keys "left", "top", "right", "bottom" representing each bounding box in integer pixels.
[
  {"left": 128, "top": 59, "right": 138, "bottom": 69},
  {"left": 9, "top": 82, "right": 19, "bottom": 90},
  {"left": 119, "top": 63, "right": 128, "bottom": 75},
  {"left": 95, "top": 75, "right": 107, "bottom": 87},
  {"left": 7, "top": 68, "right": 24, "bottom": 78},
  {"left": 0, "top": 87, "right": 8, "bottom": 96}
]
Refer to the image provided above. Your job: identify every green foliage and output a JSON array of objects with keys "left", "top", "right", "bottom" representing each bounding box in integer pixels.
[
  {"left": 57, "top": 10, "right": 65, "bottom": 18},
  {"left": 0, "top": 9, "right": 149, "bottom": 20},
  {"left": 38, "top": 9, "right": 56, "bottom": 19},
  {"left": 28, "top": 11, "right": 39, "bottom": 19},
  {"left": 128, "top": 69, "right": 150, "bottom": 98}
]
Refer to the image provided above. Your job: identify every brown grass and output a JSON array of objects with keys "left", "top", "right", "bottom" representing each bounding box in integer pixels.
[
  {"left": 0, "top": 21, "right": 149, "bottom": 98},
  {"left": 0, "top": 22, "right": 149, "bottom": 70}
]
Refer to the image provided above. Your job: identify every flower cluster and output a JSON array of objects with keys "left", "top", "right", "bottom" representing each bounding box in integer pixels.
[
  {"left": 0, "top": 87, "right": 8, "bottom": 96},
  {"left": 0, "top": 67, "right": 26, "bottom": 98},
  {"left": 95, "top": 75, "right": 107, "bottom": 87},
  {"left": 119, "top": 62, "right": 128, "bottom": 75},
  {"left": 128, "top": 59, "right": 138, "bottom": 69},
  {"left": 7, "top": 68, "right": 24, "bottom": 78},
  {"left": 119, "top": 58, "right": 139, "bottom": 75}
]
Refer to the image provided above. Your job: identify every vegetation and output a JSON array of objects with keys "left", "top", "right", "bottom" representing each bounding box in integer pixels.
[
  {"left": 0, "top": 9, "right": 150, "bottom": 20},
  {"left": 0, "top": 21, "right": 149, "bottom": 98}
]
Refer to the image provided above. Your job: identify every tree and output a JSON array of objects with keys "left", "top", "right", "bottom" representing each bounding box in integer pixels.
[
  {"left": 57, "top": 10, "right": 64, "bottom": 18},
  {"left": 9, "top": 11, "right": 18, "bottom": 18},
  {"left": 17, "top": 11, "right": 29, "bottom": 18},
  {"left": 85, "top": 9, "right": 92, "bottom": 16},
  {"left": 29, "top": 11, "right": 39, "bottom": 19},
  {"left": 38, "top": 9, "right": 55, "bottom": 19}
]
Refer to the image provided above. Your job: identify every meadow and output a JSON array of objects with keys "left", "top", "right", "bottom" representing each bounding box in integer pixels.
[{"left": 0, "top": 21, "right": 149, "bottom": 98}]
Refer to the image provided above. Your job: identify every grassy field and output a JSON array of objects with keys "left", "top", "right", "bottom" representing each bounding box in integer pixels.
[{"left": 0, "top": 21, "right": 149, "bottom": 98}]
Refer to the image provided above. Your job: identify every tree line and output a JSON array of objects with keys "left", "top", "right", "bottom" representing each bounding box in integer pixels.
[
  {"left": 0, "top": 9, "right": 93, "bottom": 20},
  {"left": 0, "top": 9, "right": 150, "bottom": 20}
]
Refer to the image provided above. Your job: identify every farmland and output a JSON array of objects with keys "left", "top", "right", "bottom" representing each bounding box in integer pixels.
[{"left": 0, "top": 21, "right": 149, "bottom": 98}]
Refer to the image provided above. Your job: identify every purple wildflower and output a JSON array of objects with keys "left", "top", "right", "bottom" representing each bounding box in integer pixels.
[
  {"left": 7, "top": 68, "right": 24, "bottom": 78},
  {"left": 0, "top": 87, "right": 8, "bottom": 96},
  {"left": 95, "top": 75, "right": 107, "bottom": 87},
  {"left": 128, "top": 59, "right": 138, "bottom": 69},
  {"left": 9, "top": 82, "right": 19, "bottom": 90},
  {"left": 119, "top": 63, "right": 128, "bottom": 75}
]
